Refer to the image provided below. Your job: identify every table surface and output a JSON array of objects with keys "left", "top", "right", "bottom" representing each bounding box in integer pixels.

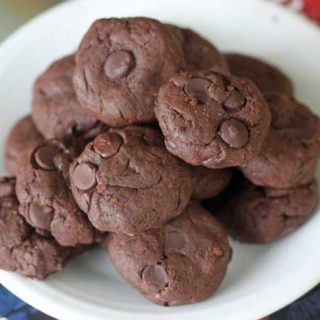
[{"left": 0, "top": 0, "right": 319, "bottom": 319}]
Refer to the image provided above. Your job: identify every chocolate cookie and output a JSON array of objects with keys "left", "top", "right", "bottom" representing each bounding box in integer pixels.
[
  {"left": 73, "top": 17, "right": 185, "bottom": 127},
  {"left": 213, "top": 178, "right": 318, "bottom": 244},
  {"left": 105, "top": 202, "right": 231, "bottom": 306},
  {"left": 15, "top": 139, "right": 98, "bottom": 247},
  {"left": 155, "top": 69, "right": 271, "bottom": 168},
  {"left": 5, "top": 115, "right": 44, "bottom": 175},
  {"left": 32, "top": 55, "right": 98, "bottom": 139},
  {"left": 0, "top": 177, "right": 79, "bottom": 279},
  {"left": 69, "top": 126, "right": 193, "bottom": 234},
  {"left": 241, "top": 93, "right": 320, "bottom": 188},
  {"left": 167, "top": 25, "right": 228, "bottom": 71},
  {"left": 192, "top": 167, "right": 233, "bottom": 200},
  {"left": 225, "top": 53, "right": 294, "bottom": 95}
]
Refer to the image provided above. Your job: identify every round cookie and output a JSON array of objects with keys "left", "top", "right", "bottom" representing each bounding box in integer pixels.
[
  {"left": 192, "top": 167, "right": 233, "bottom": 200},
  {"left": 32, "top": 55, "right": 98, "bottom": 139},
  {"left": 15, "top": 139, "right": 98, "bottom": 247},
  {"left": 73, "top": 17, "right": 185, "bottom": 127},
  {"left": 69, "top": 126, "right": 193, "bottom": 234},
  {"left": 225, "top": 53, "right": 294, "bottom": 95},
  {"left": 105, "top": 202, "right": 231, "bottom": 306},
  {"left": 213, "top": 178, "right": 318, "bottom": 244},
  {"left": 167, "top": 25, "right": 228, "bottom": 71},
  {"left": 0, "top": 177, "right": 78, "bottom": 279},
  {"left": 5, "top": 115, "right": 44, "bottom": 176},
  {"left": 241, "top": 93, "right": 320, "bottom": 188},
  {"left": 155, "top": 69, "right": 271, "bottom": 168}
]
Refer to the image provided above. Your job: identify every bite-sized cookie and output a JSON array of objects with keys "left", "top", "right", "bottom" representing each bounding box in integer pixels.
[
  {"left": 225, "top": 53, "right": 294, "bottom": 95},
  {"left": 192, "top": 167, "right": 233, "bottom": 200},
  {"left": 32, "top": 55, "right": 98, "bottom": 139},
  {"left": 69, "top": 126, "right": 193, "bottom": 234},
  {"left": 15, "top": 139, "right": 98, "bottom": 247},
  {"left": 212, "top": 178, "right": 318, "bottom": 244},
  {"left": 241, "top": 93, "right": 320, "bottom": 188},
  {"left": 167, "top": 25, "right": 228, "bottom": 70},
  {"left": 155, "top": 69, "right": 271, "bottom": 168},
  {"left": 73, "top": 18, "right": 185, "bottom": 127},
  {"left": 0, "top": 177, "right": 81, "bottom": 279},
  {"left": 105, "top": 202, "right": 231, "bottom": 306},
  {"left": 5, "top": 115, "right": 44, "bottom": 176}
]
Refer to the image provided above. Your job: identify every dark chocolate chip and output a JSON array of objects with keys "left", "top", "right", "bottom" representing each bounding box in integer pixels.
[
  {"left": 165, "top": 230, "right": 185, "bottom": 255},
  {"left": 223, "top": 88, "right": 245, "bottom": 111},
  {"left": 28, "top": 204, "right": 53, "bottom": 230},
  {"left": 219, "top": 118, "right": 249, "bottom": 148},
  {"left": 104, "top": 50, "right": 134, "bottom": 79},
  {"left": 34, "top": 146, "right": 60, "bottom": 170},
  {"left": 142, "top": 265, "right": 168, "bottom": 288},
  {"left": 73, "top": 163, "right": 97, "bottom": 190},
  {"left": 184, "top": 78, "right": 212, "bottom": 103},
  {"left": 93, "top": 133, "right": 122, "bottom": 158}
]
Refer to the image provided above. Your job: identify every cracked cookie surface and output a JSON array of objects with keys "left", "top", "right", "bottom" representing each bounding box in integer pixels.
[
  {"left": 32, "top": 55, "right": 97, "bottom": 139},
  {"left": 155, "top": 69, "right": 271, "bottom": 168},
  {"left": 225, "top": 53, "right": 294, "bottom": 95},
  {"left": 241, "top": 93, "right": 320, "bottom": 188},
  {"left": 0, "top": 177, "right": 80, "bottom": 279},
  {"left": 73, "top": 18, "right": 185, "bottom": 127},
  {"left": 5, "top": 115, "right": 44, "bottom": 176},
  {"left": 105, "top": 202, "right": 231, "bottom": 306},
  {"left": 69, "top": 126, "right": 193, "bottom": 234},
  {"left": 211, "top": 177, "right": 318, "bottom": 244},
  {"left": 15, "top": 139, "right": 98, "bottom": 247}
]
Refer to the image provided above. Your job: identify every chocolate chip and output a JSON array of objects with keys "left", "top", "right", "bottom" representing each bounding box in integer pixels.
[
  {"left": 142, "top": 265, "right": 168, "bottom": 289},
  {"left": 104, "top": 50, "right": 135, "bottom": 79},
  {"left": 223, "top": 88, "right": 245, "bottom": 111},
  {"left": 28, "top": 204, "right": 53, "bottom": 230},
  {"left": 165, "top": 230, "right": 185, "bottom": 255},
  {"left": 184, "top": 78, "right": 212, "bottom": 103},
  {"left": 93, "top": 133, "right": 122, "bottom": 158},
  {"left": 34, "top": 146, "right": 60, "bottom": 170},
  {"left": 219, "top": 119, "right": 249, "bottom": 148},
  {"left": 73, "top": 163, "right": 97, "bottom": 190}
]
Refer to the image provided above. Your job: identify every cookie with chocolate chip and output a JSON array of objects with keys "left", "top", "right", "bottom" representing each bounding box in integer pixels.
[
  {"left": 192, "top": 167, "right": 233, "bottom": 200},
  {"left": 167, "top": 25, "right": 228, "bottom": 71},
  {"left": 73, "top": 18, "right": 185, "bottom": 127},
  {"left": 69, "top": 126, "right": 193, "bottom": 234},
  {"left": 241, "top": 93, "right": 320, "bottom": 188},
  {"left": 5, "top": 115, "right": 44, "bottom": 175},
  {"left": 0, "top": 177, "right": 81, "bottom": 279},
  {"left": 225, "top": 53, "right": 294, "bottom": 95},
  {"left": 212, "top": 177, "right": 318, "bottom": 244},
  {"left": 105, "top": 202, "right": 231, "bottom": 306},
  {"left": 32, "top": 55, "right": 98, "bottom": 139},
  {"left": 15, "top": 139, "right": 98, "bottom": 247},
  {"left": 155, "top": 69, "right": 271, "bottom": 168}
]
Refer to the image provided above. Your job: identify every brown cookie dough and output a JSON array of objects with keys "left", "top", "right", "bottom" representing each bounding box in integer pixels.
[
  {"left": 32, "top": 55, "right": 98, "bottom": 139},
  {"left": 15, "top": 139, "right": 98, "bottom": 247},
  {"left": 167, "top": 25, "right": 228, "bottom": 70},
  {"left": 69, "top": 126, "right": 193, "bottom": 234},
  {"left": 5, "top": 115, "right": 44, "bottom": 176},
  {"left": 225, "top": 53, "right": 294, "bottom": 95},
  {"left": 212, "top": 178, "right": 318, "bottom": 244},
  {"left": 0, "top": 177, "right": 79, "bottom": 279},
  {"left": 73, "top": 18, "right": 185, "bottom": 127},
  {"left": 192, "top": 167, "right": 233, "bottom": 200},
  {"left": 241, "top": 93, "right": 320, "bottom": 188},
  {"left": 155, "top": 69, "right": 271, "bottom": 168},
  {"left": 105, "top": 202, "right": 231, "bottom": 306}
]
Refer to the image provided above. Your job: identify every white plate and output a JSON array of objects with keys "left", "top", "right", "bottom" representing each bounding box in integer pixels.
[{"left": 0, "top": 0, "right": 320, "bottom": 319}]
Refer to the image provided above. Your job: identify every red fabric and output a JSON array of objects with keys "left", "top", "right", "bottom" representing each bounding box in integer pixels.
[{"left": 302, "top": 0, "right": 320, "bottom": 24}]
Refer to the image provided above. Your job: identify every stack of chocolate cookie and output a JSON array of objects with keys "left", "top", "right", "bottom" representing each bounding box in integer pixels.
[{"left": 0, "top": 17, "right": 319, "bottom": 307}]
